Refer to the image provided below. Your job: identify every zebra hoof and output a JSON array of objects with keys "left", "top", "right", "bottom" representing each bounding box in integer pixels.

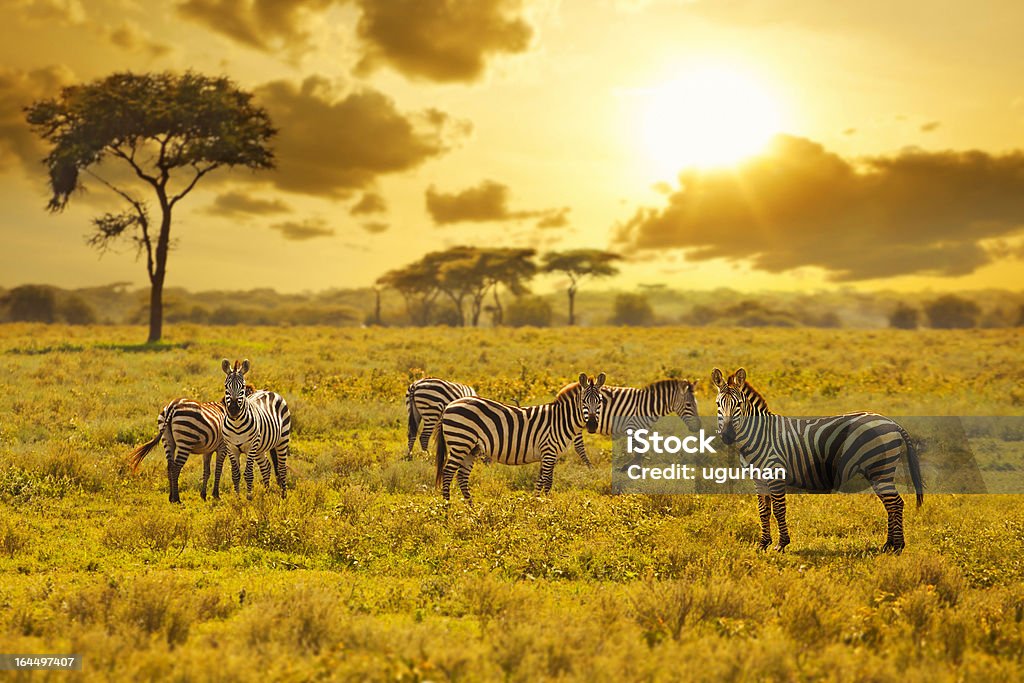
[
  {"left": 774, "top": 543, "right": 789, "bottom": 553},
  {"left": 756, "top": 542, "right": 771, "bottom": 552},
  {"left": 881, "top": 542, "right": 904, "bottom": 555}
]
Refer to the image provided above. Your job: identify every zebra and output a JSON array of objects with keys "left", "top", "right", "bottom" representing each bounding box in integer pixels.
[
  {"left": 222, "top": 359, "right": 292, "bottom": 498},
  {"left": 574, "top": 378, "right": 700, "bottom": 471},
  {"left": 128, "top": 386, "right": 268, "bottom": 503},
  {"left": 435, "top": 372, "right": 607, "bottom": 503},
  {"left": 406, "top": 378, "right": 477, "bottom": 457},
  {"left": 711, "top": 367, "right": 923, "bottom": 554}
]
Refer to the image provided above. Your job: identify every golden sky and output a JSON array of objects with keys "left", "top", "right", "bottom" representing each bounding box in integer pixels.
[{"left": 1, "top": 0, "right": 1023, "bottom": 293}]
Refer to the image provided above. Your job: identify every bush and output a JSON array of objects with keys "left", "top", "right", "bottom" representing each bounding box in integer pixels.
[
  {"left": 4, "top": 285, "right": 57, "bottom": 322},
  {"left": 59, "top": 295, "right": 98, "bottom": 324},
  {"left": 610, "top": 293, "right": 654, "bottom": 326},
  {"left": 925, "top": 295, "right": 980, "bottom": 329},
  {"left": 505, "top": 296, "right": 553, "bottom": 327},
  {"left": 889, "top": 303, "right": 920, "bottom": 329}
]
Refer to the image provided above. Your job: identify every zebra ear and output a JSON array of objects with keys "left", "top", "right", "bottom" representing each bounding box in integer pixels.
[
  {"left": 732, "top": 368, "right": 747, "bottom": 387},
  {"left": 711, "top": 368, "right": 725, "bottom": 389},
  {"left": 579, "top": 372, "right": 588, "bottom": 387},
  {"left": 595, "top": 372, "right": 606, "bottom": 388},
  {"left": 241, "top": 359, "right": 251, "bottom": 375},
  {"left": 221, "top": 359, "right": 231, "bottom": 374}
]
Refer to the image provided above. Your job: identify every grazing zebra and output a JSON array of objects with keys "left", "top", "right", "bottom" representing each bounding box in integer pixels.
[
  {"left": 128, "top": 385, "right": 266, "bottom": 503},
  {"left": 222, "top": 359, "right": 292, "bottom": 498},
  {"left": 711, "top": 367, "right": 923, "bottom": 554},
  {"left": 576, "top": 378, "right": 700, "bottom": 470},
  {"left": 435, "top": 373, "right": 607, "bottom": 503},
  {"left": 406, "top": 378, "right": 477, "bottom": 457}
]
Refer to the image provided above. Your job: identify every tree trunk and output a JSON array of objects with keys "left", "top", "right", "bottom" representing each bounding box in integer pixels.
[
  {"left": 147, "top": 202, "right": 172, "bottom": 343},
  {"left": 492, "top": 286, "right": 504, "bottom": 326},
  {"left": 567, "top": 285, "right": 577, "bottom": 326},
  {"left": 373, "top": 288, "right": 382, "bottom": 326}
]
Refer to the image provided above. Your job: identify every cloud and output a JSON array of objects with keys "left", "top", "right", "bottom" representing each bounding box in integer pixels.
[
  {"left": 425, "top": 179, "right": 566, "bottom": 226},
  {"left": 106, "top": 21, "right": 173, "bottom": 57},
  {"left": 353, "top": 0, "right": 533, "bottom": 82},
  {"left": 254, "top": 76, "right": 466, "bottom": 198},
  {"left": 0, "top": 65, "right": 76, "bottom": 174},
  {"left": 269, "top": 217, "right": 334, "bottom": 240},
  {"left": 176, "top": 0, "right": 332, "bottom": 53},
  {"left": 14, "top": 0, "right": 86, "bottom": 25},
  {"left": 350, "top": 191, "right": 387, "bottom": 215},
  {"left": 842, "top": 127, "right": 857, "bottom": 135},
  {"left": 920, "top": 120, "right": 941, "bottom": 132},
  {"left": 613, "top": 135, "right": 1024, "bottom": 281},
  {"left": 361, "top": 221, "right": 388, "bottom": 233},
  {"left": 206, "top": 190, "right": 291, "bottom": 217}
]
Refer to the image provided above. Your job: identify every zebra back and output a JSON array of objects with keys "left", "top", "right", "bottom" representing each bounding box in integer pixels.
[{"left": 596, "top": 379, "right": 699, "bottom": 435}]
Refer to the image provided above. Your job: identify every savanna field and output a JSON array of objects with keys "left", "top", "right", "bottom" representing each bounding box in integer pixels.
[{"left": 0, "top": 324, "right": 1022, "bottom": 682}]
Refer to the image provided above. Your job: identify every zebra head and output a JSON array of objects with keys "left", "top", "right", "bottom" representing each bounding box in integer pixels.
[
  {"left": 578, "top": 372, "right": 607, "bottom": 433},
  {"left": 672, "top": 380, "right": 701, "bottom": 432},
  {"left": 711, "top": 367, "right": 747, "bottom": 445},
  {"left": 221, "top": 358, "right": 251, "bottom": 419}
]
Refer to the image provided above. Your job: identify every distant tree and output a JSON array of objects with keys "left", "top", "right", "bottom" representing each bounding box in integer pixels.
[
  {"left": 889, "top": 303, "right": 920, "bottom": 330},
  {"left": 924, "top": 295, "right": 980, "bottom": 329},
  {"left": 5, "top": 285, "right": 57, "bottom": 322},
  {"left": 1017, "top": 304, "right": 1024, "bottom": 327},
  {"left": 483, "top": 248, "right": 537, "bottom": 326},
  {"left": 610, "top": 293, "right": 654, "bottom": 326},
  {"left": 684, "top": 304, "right": 717, "bottom": 326},
  {"left": 377, "top": 260, "right": 441, "bottom": 326},
  {"left": 505, "top": 295, "right": 553, "bottom": 327},
  {"left": 60, "top": 295, "right": 98, "bottom": 325},
  {"left": 542, "top": 249, "right": 620, "bottom": 325},
  {"left": 25, "top": 71, "right": 276, "bottom": 343}
]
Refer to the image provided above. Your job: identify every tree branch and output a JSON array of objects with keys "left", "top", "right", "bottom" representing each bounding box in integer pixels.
[
  {"left": 169, "top": 163, "right": 219, "bottom": 208},
  {"left": 109, "top": 143, "right": 160, "bottom": 188}
]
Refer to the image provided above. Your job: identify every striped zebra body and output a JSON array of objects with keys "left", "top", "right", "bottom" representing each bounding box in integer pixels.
[
  {"left": 406, "top": 378, "right": 477, "bottom": 457},
  {"left": 128, "top": 388, "right": 269, "bottom": 503},
  {"left": 576, "top": 379, "right": 700, "bottom": 469},
  {"left": 712, "top": 367, "right": 923, "bottom": 554},
  {"left": 435, "top": 373, "right": 607, "bottom": 502},
  {"left": 222, "top": 360, "right": 292, "bottom": 497}
]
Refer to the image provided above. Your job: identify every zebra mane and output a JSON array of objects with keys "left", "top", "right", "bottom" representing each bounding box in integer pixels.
[
  {"left": 555, "top": 381, "right": 582, "bottom": 401},
  {"left": 645, "top": 378, "right": 689, "bottom": 392},
  {"left": 731, "top": 374, "right": 771, "bottom": 413}
]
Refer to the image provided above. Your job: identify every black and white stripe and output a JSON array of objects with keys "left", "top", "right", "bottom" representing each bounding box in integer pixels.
[
  {"left": 222, "top": 359, "right": 292, "bottom": 497},
  {"left": 435, "top": 373, "right": 607, "bottom": 502},
  {"left": 406, "top": 378, "right": 477, "bottom": 457},
  {"left": 712, "top": 367, "right": 923, "bottom": 554},
  {"left": 576, "top": 378, "right": 700, "bottom": 469}
]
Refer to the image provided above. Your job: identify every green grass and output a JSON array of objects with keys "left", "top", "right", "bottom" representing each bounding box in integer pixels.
[{"left": 0, "top": 324, "right": 1021, "bottom": 681}]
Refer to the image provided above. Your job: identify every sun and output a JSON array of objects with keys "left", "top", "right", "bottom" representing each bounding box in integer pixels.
[{"left": 639, "top": 65, "right": 785, "bottom": 175}]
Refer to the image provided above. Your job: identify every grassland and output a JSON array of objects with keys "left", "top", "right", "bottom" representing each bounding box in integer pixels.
[{"left": 0, "top": 324, "right": 1021, "bottom": 682}]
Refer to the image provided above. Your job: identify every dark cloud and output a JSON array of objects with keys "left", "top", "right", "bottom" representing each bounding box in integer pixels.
[
  {"left": 536, "top": 207, "right": 570, "bottom": 229},
  {"left": 207, "top": 190, "right": 291, "bottom": 217},
  {"left": 350, "top": 191, "right": 387, "bottom": 215},
  {"left": 426, "top": 179, "right": 566, "bottom": 226},
  {"left": 255, "top": 76, "right": 465, "bottom": 198},
  {"left": 613, "top": 135, "right": 1024, "bottom": 281},
  {"left": 920, "top": 120, "right": 941, "bottom": 132},
  {"left": 0, "top": 65, "right": 75, "bottom": 174},
  {"left": 106, "top": 21, "right": 173, "bottom": 57},
  {"left": 176, "top": 0, "right": 332, "bottom": 52},
  {"left": 353, "top": 0, "right": 533, "bottom": 82},
  {"left": 269, "top": 217, "right": 334, "bottom": 240},
  {"left": 361, "top": 221, "right": 388, "bottom": 233}
]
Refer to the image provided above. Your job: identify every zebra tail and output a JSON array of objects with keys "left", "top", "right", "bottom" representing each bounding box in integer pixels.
[
  {"left": 900, "top": 425, "right": 924, "bottom": 507},
  {"left": 435, "top": 421, "right": 447, "bottom": 487},
  {"left": 128, "top": 433, "right": 161, "bottom": 473},
  {"left": 406, "top": 384, "right": 420, "bottom": 446}
]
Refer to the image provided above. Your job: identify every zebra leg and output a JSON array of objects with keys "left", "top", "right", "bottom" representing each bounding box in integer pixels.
[
  {"left": 272, "top": 445, "right": 287, "bottom": 498},
  {"left": 243, "top": 454, "right": 256, "bottom": 498},
  {"left": 769, "top": 486, "right": 790, "bottom": 551},
  {"left": 201, "top": 452, "right": 212, "bottom": 501},
  {"left": 441, "top": 460, "right": 460, "bottom": 502},
  {"left": 258, "top": 452, "right": 273, "bottom": 489},
  {"left": 873, "top": 482, "right": 906, "bottom": 554},
  {"left": 212, "top": 447, "right": 229, "bottom": 500},
  {"left": 535, "top": 449, "right": 558, "bottom": 495},
  {"left": 756, "top": 494, "right": 773, "bottom": 551},
  {"left": 168, "top": 447, "right": 190, "bottom": 504},
  {"left": 229, "top": 450, "right": 242, "bottom": 494},
  {"left": 573, "top": 433, "right": 594, "bottom": 469},
  {"left": 456, "top": 461, "right": 474, "bottom": 505},
  {"left": 419, "top": 415, "right": 435, "bottom": 454}
]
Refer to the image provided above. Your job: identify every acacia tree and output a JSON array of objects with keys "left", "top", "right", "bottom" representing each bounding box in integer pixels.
[
  {"left": 25, "top": 71, "right": 276, "bottom": 343},
  {"left": 483, "top": 248, "right": 537, "bottom": 326},
  {"left": 543, "top": 249, "right": 620, "bottom": 325},
  {"left": 377, "top": 260, "right": 441, "bottom": 326}
]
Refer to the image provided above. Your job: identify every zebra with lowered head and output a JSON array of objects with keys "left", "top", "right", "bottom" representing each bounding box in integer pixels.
[
  {"left": 406, "top": 378, "right": 477, "bottom": 457},
  {"left": 222, "top": 359, "right": 292, "bottom": 497},
  {"left": 712, "top": 367, "right": 923, "bottom": 554},
  {"left": 128, "top": 389, "right": 259, "bottom": 503},
  {"left": 435, "top": 373, "right": 607, "bottom": 503},
  {"left": 577, "top": 378, "right": 700, "bottom": 470}
]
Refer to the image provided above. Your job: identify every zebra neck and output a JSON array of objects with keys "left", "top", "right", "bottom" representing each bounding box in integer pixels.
[{"left": 550, "top": 394, "right": 585, "bottom": 433}]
